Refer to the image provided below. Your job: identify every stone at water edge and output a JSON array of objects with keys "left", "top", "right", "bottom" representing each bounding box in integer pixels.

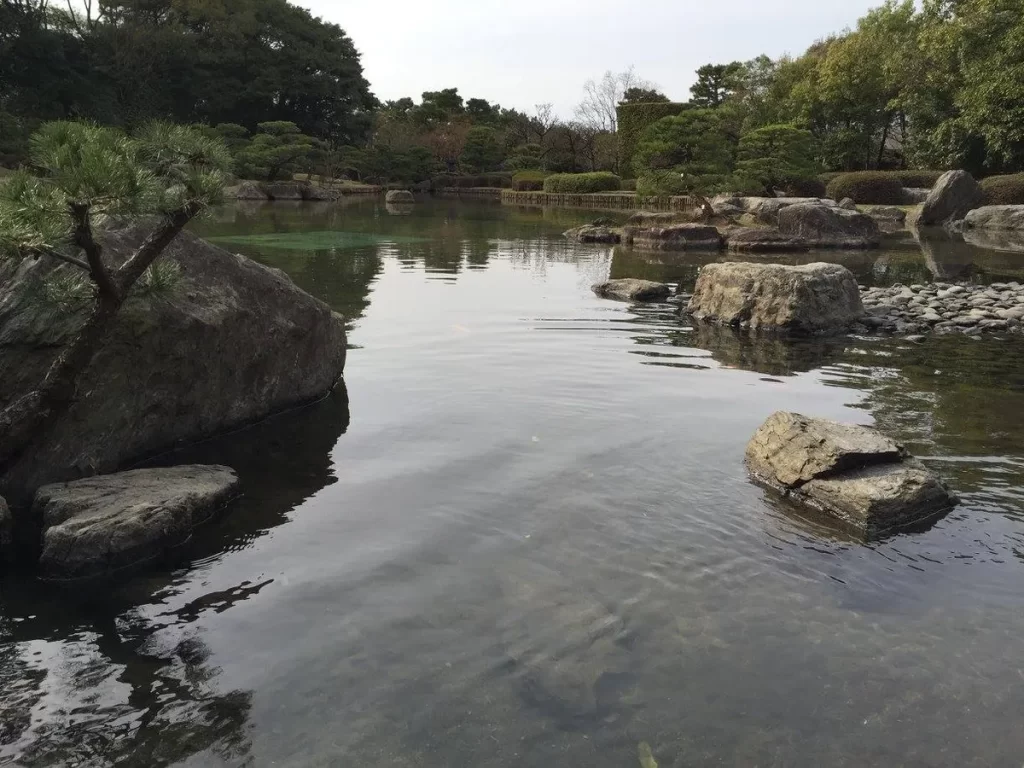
[
  {"left": 622, "top": 223, "right": 723, "bottom": 251},
  {"left": 36, "top": 466, "right": 240, "bottom": 581},
  {"left": 838, "top": 197, "right": 857, "bottom": 210},
  {"left": 564, "top": 225, "right": 621, "bottom": 244},
  {"left": 385, "top": 189, "right": 415, "bottom": 204},
  {"left": 264, "top": 182, "right": 305, "bottom": 201},
  {"left": 918, "top": 170, "right": 983, "bottom": 226},
  {"left": 687, "top": 262, "right": 863, "bottom": 335},
  {"left": 235, "top": 181, "right": 270, "bottom": 200},
  {"left": 777, "top": 203, "right": 881, "bottom": 248},
  {"left": 964, "top": 205, "right": 1024, "bottom": 230},
  {"left": 724, "top": 227, "right": 810, "bottom": 253},
  {"left": 591, "top": 279, "right": 670, "bottom": 302},
  {"left": 745, "top": 412, "right": 957, "bottom": 538}
]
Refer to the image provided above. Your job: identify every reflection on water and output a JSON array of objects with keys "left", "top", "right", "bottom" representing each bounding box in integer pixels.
[{"left": 4, "top": 200, "right": 1024, "bottom": 766}]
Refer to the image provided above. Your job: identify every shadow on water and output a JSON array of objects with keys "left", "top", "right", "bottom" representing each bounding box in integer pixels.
[{"left": 0, "top": 384, "right": 352, "bottom": 767}]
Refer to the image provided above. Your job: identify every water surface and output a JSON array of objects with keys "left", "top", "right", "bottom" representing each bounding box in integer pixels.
[{"left": 3, "top": 200, "right": 1024, "bottom": 767}]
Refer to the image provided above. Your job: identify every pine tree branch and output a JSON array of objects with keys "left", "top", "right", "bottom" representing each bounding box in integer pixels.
[
  {"left": 69, "top": 202, "right": 120, "bottom": 301},
  {"left": 29, "top": 246, "right": 91, "bottom": 272},
  {"left": 115, "top": 204, "right": 200, "bottom": 292}
]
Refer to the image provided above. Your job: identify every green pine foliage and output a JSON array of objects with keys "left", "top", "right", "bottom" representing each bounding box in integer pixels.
[
  {"left": 615, "top": 102, "right": 688, "bottom": 174},
  {"left": 236, "top": 122, "right": 322, "bottom": 182},
  {"left": 734, "top": 125, "right": 819, "bottom": 196}
]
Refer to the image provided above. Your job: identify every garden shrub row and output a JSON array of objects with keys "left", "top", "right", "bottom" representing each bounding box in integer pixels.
[
  {"left": 511, "top": 170, "right": 550, "bottom": 191},
  {"left": 981, "top": 174, "right": 1024, "bottom": 205},
  {"left": 542, "top": 172, "right": 622, "bottom": 194},
  {"left": 825, "top": 172, "right": 906, "bottom": 204}
]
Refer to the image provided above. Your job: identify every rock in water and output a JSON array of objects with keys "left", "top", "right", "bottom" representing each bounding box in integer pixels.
[
  {"left": 687, "top": 262, "right": 863, "bottom": 335},
  {"left": 623, "top": 223, "right": 723, "bottom": 251},
  {"left": 235, "top": 181, "right": 270, "bottom": 200},
  {"left": 919, "top": 170, "right": 983, "bottom": 226},
  {"left": 264, "top": 182, "right": 304, "bottom": 201},
  {"left": 35, "top": 465, "right": 240, "bottom": 581},
  {"left": 564, "top": 225, "right": 621, "bottom": 244},
  {"left": 777, "top": 203, "right": 881, "bottom": 248},
  {"left": 592, "top": 279, "right": 670, "bottom": 302},
  {"left": 746, "top": 412, "right": 957, "bottom": 537},
  {"left": 385, "top": 189, "right": 415, "bottom": 204},
  {"left": 724, "top": 227, "right": 810, "bottom": 253},
  {"left": 964, "top": 205, "right": 1024, "bottom": 230},
  {"left": 0, "top": 224, "right": 347, "bottom": 502}
]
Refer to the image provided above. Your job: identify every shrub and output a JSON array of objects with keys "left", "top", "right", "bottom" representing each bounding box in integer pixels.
[
  {"left": 890, "top": 170, "right": 944, "bottom": 188},
  {"left": 616, "top": 101, "right": 688, "bottom": 172},
  {"left": 543, "top": 172, "right": 622, "bottom": 194},
  {"left": 981, "top": 174, "right": 1024, "bottom": 205},
  {"left": 621, "top": 179, "right": 637, "bottom": 192},
  {"left": 434, "top": 173, "right": 512, "bottom": 189},
  {"left": 784, "top": 178, "right": 828, "bottom": 197},
  {"left": 735, "top": 124, "right": 819, "bottom": 196},
  {"left": 636, "top": 170, "right": 729, "bottom": 198},
  {"left": 818, "top": 171, "right": 845, "bottom": 186},
  {"left": 512, "top": 170, "right": 550, "bottom": 191},
  {"left": 826, "top": 172, "right": 905, "bottom": 204}
]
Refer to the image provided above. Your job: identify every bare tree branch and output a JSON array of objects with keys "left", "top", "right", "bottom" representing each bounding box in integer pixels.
[{"left": 30, "top": 245, "right": 90, "bottom": 271}]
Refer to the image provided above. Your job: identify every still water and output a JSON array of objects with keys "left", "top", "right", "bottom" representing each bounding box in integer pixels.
[{"left": 3, "top": 199, "right": 1024, "bottom": 767}]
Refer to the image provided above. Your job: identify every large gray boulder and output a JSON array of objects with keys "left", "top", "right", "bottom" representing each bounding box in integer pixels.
[
  {"left": 592, "top": 279, "right": 670, "bottom": 302},
  {"left": 564, "top": 225, "right": 621, "bottom": 244},
  {"left": 777, "top": 203, "right": 881, "bottom": 248},
  {"left": 741, "top": 197, "right": 837, "bottom": 225},
  {"left": 235, "top": 181, "right": 270, "bottom": 201},
  {"left": 746, "top": 412, "right": 957, "bottom": 538},
  {"left": 35, "top": 466, "right": 240, "bottom": 581},
  {"left": 687, "top": 262, "right": 863, "bottom": 334},
  {"left": 964, "top": 205, "right": 1024, "bottom": 230},
  {"left": 623, "top": 223, "right": 723, "bottom": 251},
  {"left": 919, "top": 170, "right": 983, "bottom": 226},
  {"left": 0, "top": 223, "right": 347, "bottom": 503}
]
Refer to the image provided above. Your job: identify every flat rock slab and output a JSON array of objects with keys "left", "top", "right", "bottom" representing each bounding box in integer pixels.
[
  {"left": 725, "top": 227, "right": 810, "bottom": 253},
  {"left": 746, "top": 411, "right": 904, "bottom": 487},
  {"left": 565, "top": 225, "right": 622, "bottom": 244},
  {"left": 36, "top": 465, "right": 240, "bottom": 582},
  {"left": 964, "top": 205, "right": 1024, "bottom": 230},
  {"left": 592, "top": 279, "right": 669, "bottom": 302},
  {"left": 746, "top": 412, "right": 957, "bottom": 538},
  {"left": 623, "top": 224, "right": 723, "bottom": 251},
  {"left": 687, "top": 262, "right": 863, "bottom": 335},
  {"left": 777, "top": 203, "right": 881, "bottom": 248}
]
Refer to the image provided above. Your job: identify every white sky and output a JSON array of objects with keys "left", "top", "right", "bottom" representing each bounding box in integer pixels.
[{"left": 299, "top": 0, "right": 881, "bottom": 116}]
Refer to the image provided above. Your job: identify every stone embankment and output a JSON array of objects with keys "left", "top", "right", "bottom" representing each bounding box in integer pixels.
[{"left": 858, "top": 281, "right": 1024, "bottom": 335}]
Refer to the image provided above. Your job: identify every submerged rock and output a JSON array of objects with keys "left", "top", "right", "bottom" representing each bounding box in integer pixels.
[
  {"left": 687, "top": 262, "right": 863, "bottom": 335},
  {"left": 777, "top": 203, "right": 881, "bottom": 248},
  {"left": 724, "top": 227, "right": 810, "bottom": 253},
  {"left": 964, "top": 205, "right": 1024, "bottom": 230},
  {"left": 623, "top": 223, "right": 723, "bottom": 251},
  {"left": 385, "top": 189, "right": 415, "bottom": 204},
  {"left": 592, "top": 278, "right": 670, "bottom": 302},
  {"left": 36, "top": 466, "right": 240, "bottom": 581},
  {"left": 919, "top": 171, "right": 983, "bottom": 226},
  {"left": 746, "top": 412, "right": 957, "bottom": 537},
  {"left": 565, "top": 225, "right": 621, "bottom": 244},
  {"left": 0, "top": 223, "right": 347, "bottom": 503}
]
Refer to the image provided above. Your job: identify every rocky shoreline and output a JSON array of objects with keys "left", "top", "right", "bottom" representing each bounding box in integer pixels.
[{"left": 857, "top": 281, "right": 1024, "bottom": 336}]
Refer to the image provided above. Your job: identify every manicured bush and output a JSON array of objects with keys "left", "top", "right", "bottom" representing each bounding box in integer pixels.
[
  {"left": 818, "top": 171, "right": 845, "bottom": 186},
  {"left": 616, "top": 101, "right": 688, "bottom": 172},
  {"left": 890, "top": 170, "right": 944, "bottom": 188},
  {"left": 542, "top": 172, "right": 622, "bottom": 194},
  {"left": 512, "top": 170, "right": 550, "bottom": 191},
  {"left": 621, "top": 179, "right": 637, "bottom": 192},
  {"left": 784, "top": 178, "right": 828, "bottom": 197},
  {"left": 826, "top": 172, "right": 905, "bottom": 204},
  {"left": 981, "top": 174, "right": 1024, "bottom": 205},
  {"left": 636, "top": 171, "right": 690, "bottom": 198}
]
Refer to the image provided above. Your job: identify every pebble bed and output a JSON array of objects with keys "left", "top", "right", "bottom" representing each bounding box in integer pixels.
[{"left": 858, "top": 282, "right": 1024, "bottom": 336}]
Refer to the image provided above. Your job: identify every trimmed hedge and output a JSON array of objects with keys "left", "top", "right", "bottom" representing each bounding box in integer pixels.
[
  {"left": 981, "top": 174, "right": 1024, "bottom": 205},
  {"left": 543, "top": 172, "right": 622, "bottom": 194},
  {"left": 890, "top": 170, "right": 944, "bottom": 188},
  {"left": 621, "top": 178, "right": 637, "bottom": 192},
  {"left": 616, "top": 101, "right": 688, "bottom": 173},
  {"left": 512, "top": 170, "right": 550, "bottom": 191},
  {"left": 826, "top": 172, "right": 905, "bottom": 204}
]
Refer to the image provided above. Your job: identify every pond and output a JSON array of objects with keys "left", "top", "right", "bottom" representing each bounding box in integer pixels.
[{"left": 3, "top": 199, "right": 1024, "bottom": 767}]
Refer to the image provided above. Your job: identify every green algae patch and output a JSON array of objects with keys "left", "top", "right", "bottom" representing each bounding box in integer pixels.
[
  {"left": 638, "top": 742, "right": 658, "bottom": 768},
  {"left": 209, "top": 231, "right": 426, "bottom": 251}
]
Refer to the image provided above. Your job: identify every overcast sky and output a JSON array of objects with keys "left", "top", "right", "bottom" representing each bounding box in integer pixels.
[{"left": 298, "top": 0, "right": 881, "bottom": 117}]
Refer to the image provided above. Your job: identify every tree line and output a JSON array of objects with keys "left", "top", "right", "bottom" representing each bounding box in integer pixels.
[{"left": 2, "top": 0, "right": 1021, "bottom": 186}]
